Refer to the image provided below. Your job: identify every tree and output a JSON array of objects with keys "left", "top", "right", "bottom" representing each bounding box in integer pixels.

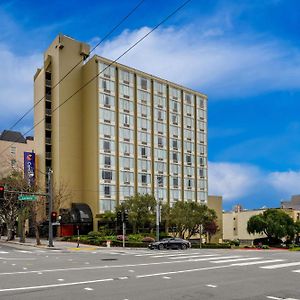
[
  {"left": 247, "top": 209, "right": 295, "bottom": 242},
  {"left": 0, "top": 171, "right": 33, "bottom": 241},
  {"left": 170, "top": 202, "right": 217, "bottom": 239},
  {"left": 203, "top": 220, "right": 219, "bottom": 243},
  {"left": 117, "top": 194, "right": 156, "bottom": 233}
]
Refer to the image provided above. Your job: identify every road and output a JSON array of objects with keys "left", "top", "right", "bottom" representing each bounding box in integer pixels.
[{"left": 0, "top": 243, "right": 299, "bottom": 299}]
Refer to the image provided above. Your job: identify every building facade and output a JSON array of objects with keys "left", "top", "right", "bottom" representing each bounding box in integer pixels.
[
  {"left": 34, "top": 35, "right": 208, "bottom": 230},
  {"left": 0, "top": 130, "right": 34, "bottom": 178}
]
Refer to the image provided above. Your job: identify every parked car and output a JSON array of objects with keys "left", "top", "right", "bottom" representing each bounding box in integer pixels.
[{"left": 148, "top": 238, "right": 191, "bottom": 250}]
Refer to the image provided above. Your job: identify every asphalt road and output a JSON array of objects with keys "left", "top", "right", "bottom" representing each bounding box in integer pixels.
[{"left": 0, "top": 243, "right": 300, "bottom": 300}]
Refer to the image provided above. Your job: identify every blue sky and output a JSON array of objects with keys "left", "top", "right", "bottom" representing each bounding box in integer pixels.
[{"left": 0, "top": 0, "right": 300, "bottom": 210}]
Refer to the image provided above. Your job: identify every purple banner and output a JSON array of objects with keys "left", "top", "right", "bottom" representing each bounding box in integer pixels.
[{"left": 24, "top": 152, "right": 35, "bottom": 186}]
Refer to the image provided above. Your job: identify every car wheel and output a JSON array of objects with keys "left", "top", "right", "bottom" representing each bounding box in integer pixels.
[
  {"left": 181, "top": 244, "right": 187, "bottom": 250},
  {"left": 158, "top": 243, "right": 164, "bottom": 250}
]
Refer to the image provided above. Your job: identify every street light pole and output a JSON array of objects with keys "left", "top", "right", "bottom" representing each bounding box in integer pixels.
[
  {"left": 47, "top": 168, "right": 54, "bottom": 247},
  {"left": 156, "top": 179, "right": 160, "bottom": 242}
]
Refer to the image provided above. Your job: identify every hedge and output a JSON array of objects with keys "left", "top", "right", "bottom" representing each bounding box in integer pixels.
[{"left": 191, "top": 243, "right": 231, "bottom": 249}]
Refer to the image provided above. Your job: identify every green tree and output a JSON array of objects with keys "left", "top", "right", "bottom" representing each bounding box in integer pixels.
[
  {"left": 0, "top": 171, "right": 33, "bottom": 241},
  {"left": 170, "top": 202, "right": 217, "bottom": 239},
  {"left": 117, "top": 194, "right": 156, "bottom": 233},
  {"left": 247, "top": 209, "right": 295, "bottom": 242}
]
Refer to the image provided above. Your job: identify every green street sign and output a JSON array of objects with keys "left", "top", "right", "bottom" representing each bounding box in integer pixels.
[{"left": 18, "top": 195, "right": 37, "bottom": 201}]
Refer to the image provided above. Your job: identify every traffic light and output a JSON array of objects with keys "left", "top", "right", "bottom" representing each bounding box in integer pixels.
[
  {"left": 0, "top": 186, "right": 4, "bottom": 199},
  {"left": 117, "top": 211, "right": 122, "bottom": 224},
  {"left": 51, "top": 211, "right": 57, "bottom": 223}
]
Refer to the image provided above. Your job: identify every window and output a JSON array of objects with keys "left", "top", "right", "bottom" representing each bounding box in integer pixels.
[
  {"left": 158, "top": 136, "right": 163, "bottom": 147},
  {"left": 141, "top": 147, "right": 146, "bottom": 157},
  {"left": 157, "top": 110, "right": 163, "bottom": 121},
  {"left": 141, "top": 174, "right": 147, "bottom": 184},
  {"left": 172, "top": 101, "right": 178, "bottom": 112},
  {"left": 157, "top": 176, "right": 164, "bottom": 186},
  {"left": 103, "top": 141, "right": 110, "bottom": 152},
  {"left": 141, "top": 78, "right": 148, "bottom": 90},
  {"left": 102, "top": 124, "right": 114, "bottom": 137},
  {"left": 10, "top": 146, "right": 16, "bottom": 155},
  {"left": 185, "top": 93, "right": 192, "bottom": 105},
  {"left": 104, "top": 185, "right": 111, "bottom": 197},
  {"left": 172, "top": 114, "right": 178, "bottom": 124},
  {"left": 173, "top": 177, "right": 179, "bottom": 187},
  {"left": 102, "top": 171, "right": 112, "bottom": 180},
  {"left": 104, "top": 156, "right": 111, "bottom": 167},
  {"left": 11, "top": 159, "right": 16, "bottom": 168},
  {"left": 173, "top": 152, "right": 178, "bottom": 163},
  {"left": 120, "top": 70, "right": 132, "bottom": 84},
  {"left": 172, "top": 139, "right": 178, "bottom": 150},
  {"left": 186, "top": 155, "right": 191, "bottom": 165}
]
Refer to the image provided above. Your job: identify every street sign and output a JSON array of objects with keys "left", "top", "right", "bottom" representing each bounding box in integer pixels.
[{"left": 18, "top": 195, "right": 37, "bottom": 201}]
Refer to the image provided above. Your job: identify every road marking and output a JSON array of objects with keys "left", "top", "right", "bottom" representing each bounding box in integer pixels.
[
  {"left": 162, "top": 254, "right": 218, "bottom": 259},
  {"left": 23, "top": 267, "right": 27, "bottom": 270},
  {"left": 232, "top": 259, "right": 285, "bottom": 266},
  {"left": 261, "top": 262, "right": 300, "bottom": 269},
  {"left": 206, "top": 284, "right": 217, "bottom": 288},
  {"left": 266, "top": 297, "right": 300, "bottom": 300},
  {"left": 118, "top": 277, "right": 128, "bottom": 280},
  {"left": 211, "top": 257, "right": 262, "bottom": 264},
  {"left": 170, "top": 255, "right": 242, "bottom": 260},
  {"left": 57, "top": 279, "right": 64, "bottom": 282},
  {"left": 163, "top": 276, "right": 171, "bottom": 279},
  {"left": 0, "top": 257, "right": 36, "bottom": 261},
  {"left": 128, "top": 270, "right": 135, "bottom": 272},
  {"left": 84, "top": 287, "right": 94, "bottom": 291},
  {"left": 136, "top": 264, "right": 233, "bottom": 278},
  {"left": 0, "top": 251, "right": 8, "bottom": 254},
  {"left": 0, "top": 278, "right": 114, "bottom": 293}
]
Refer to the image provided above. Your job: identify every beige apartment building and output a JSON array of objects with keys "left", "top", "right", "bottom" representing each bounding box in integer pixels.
[
  {"left": 34, "top": 34, "right": 208, "bottom": 232},
  {"left": 0, "top": 130, "right": 34, "bottom": 178}
]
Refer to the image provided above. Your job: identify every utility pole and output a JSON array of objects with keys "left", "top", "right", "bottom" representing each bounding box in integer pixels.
[
  {"left": 47, "top": 168, "right": 54, "bottom": 247},
  {"left": 199, "top": 224, "right": 203, "bottom": 249},
  {"left": 156, "top": 184, "right": 160, "bottom": 242}
]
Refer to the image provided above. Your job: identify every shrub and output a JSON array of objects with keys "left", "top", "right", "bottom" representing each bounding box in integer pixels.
[
  {"left": 261, "top": 245, "right": 270, "bottom": 249},
  {"left": 142, "top": 236, "right": 155, "bottom": 243},
  {"left": 191, "top": 243, "right": 231, "bottom": 249},
  {"left": 128, "top": 234, "right": 144, "bottom": 242},
  {"left": 117, "top": 235, "right": 128, "bottom": 241}
]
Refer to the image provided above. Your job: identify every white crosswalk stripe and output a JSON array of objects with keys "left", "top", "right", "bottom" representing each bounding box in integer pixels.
[
  {"left": 232, "top": 259, "right": 285, "bottom": 266},
  {"left": 261, "top": 262, "right": 300, "bottom": 269},
  {"left": 0, "top": 251, "right": 9, "bottom": 254},
  {"left": 211, "top": 257, "right": 262, "bottom": 264}
]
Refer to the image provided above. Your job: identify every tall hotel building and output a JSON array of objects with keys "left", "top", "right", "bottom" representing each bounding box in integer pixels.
[{"left": 34, "top": 35, "right": 208, "bottom": 230}]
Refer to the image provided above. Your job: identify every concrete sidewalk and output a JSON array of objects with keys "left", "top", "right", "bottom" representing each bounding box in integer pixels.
[{"left": 0, "top": 236, "right": 103, "bottom": 251}]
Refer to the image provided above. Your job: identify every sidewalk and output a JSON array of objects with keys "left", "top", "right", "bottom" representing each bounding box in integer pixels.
[{"left": 0, "top": 236, "right": 103, "bottom": 251}]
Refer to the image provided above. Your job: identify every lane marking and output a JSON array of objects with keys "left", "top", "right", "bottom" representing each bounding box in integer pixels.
[
  {"left": 0, "top": 278, "right": 114, "bottom": 293},
  {"left": 162, "top": 254, "right": 218, "bottom": 259},
  {"left": 163, "top": 276, "right": 171, "bottom": 279},
  {"left": 137, "top": 265, "right": 233, "bottom": 278},
  {"left": 266, "top": 297, "right": 282, "bottom": 300},
  {"left": 261, "top": 262, "right": 300, "bottom": 269},
  {"left": 169, "top": 255, "right": 242, "bottom": 261},
  {"left": 0, "top": 257, "right": 36, "bottom": 261},
  {"left": 211, "top": 257, "right": 262, "bottom": 264},
  {"left": 84, "top": 287, "right": 94, "bottom": 291},
  {"left": 206, "top": 284, "right": 217, "bottom": 288},
  {"left": 232, "top": 259, "right": 285, "bottom": 266},
  {"left": 57, "top": 279, "right": 64, "bottom": 282}
]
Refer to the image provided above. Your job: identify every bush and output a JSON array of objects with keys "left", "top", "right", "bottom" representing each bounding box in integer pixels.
[
  {"left": 142, "top": 236, "right": 155, "bottom": 243},
  {"left": 117, "top": 235, "right": 128, "bottom": 241},
  {"left": 261, "top": 245, "right": 270, "bottom": 249},
  {"left": 229, "top": 239, "right": 240, "bottom": 246},
  {"left": 191, "top": 243, "right": 231, "bottom": 249},
  {"left": 128, "top": 234, "right": 144, "bottom": 242}
]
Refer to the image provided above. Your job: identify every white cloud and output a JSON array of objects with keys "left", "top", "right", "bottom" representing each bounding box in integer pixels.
[
  {"left": 0, "top": 45, "right": 41, "bottom": 128},
  {"left": 208, "top": 161, "right": 300, "bottom": 206},
  {"left": 208, "top": 161, "right": 263, "bottom": 201},
  {"left": 97, "top": 26, "right": 300, "bottom": 98},
  {"left": 268, "top": 171, "right": 300, "bottom": 195}
]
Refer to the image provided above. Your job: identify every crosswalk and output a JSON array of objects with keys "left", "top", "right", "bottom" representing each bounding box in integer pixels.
[{"left": 95, "top": 249, "right": 300, "bottom": 275}]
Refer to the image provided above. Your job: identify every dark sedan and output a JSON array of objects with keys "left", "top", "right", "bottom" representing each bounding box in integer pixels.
[{"left": 148, "top": 238, "right": 191, "bottom": 250}]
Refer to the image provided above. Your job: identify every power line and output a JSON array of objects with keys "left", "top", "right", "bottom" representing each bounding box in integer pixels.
[
  {"left": 0, "top": 0, "right": 192, "bottom": 161},
  {"left": 6, "top": 0, "right": 146, "bottom": 132}
]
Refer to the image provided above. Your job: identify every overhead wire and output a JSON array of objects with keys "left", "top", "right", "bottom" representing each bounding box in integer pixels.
[
  {"left": 0, "top": 0, "right": 193, "bottom": 172},
  {"left": 5, "top": 0, "right": 146, "bottom": 133}
]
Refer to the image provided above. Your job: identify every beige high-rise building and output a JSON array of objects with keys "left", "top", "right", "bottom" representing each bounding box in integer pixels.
[{"left": 34, "top": 34, "right": 208, "bottom": 232}]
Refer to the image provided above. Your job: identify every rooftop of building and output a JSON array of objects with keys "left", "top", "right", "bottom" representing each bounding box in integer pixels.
[{"left": 0, "top": 130, "right": 33, "bottom": 144}]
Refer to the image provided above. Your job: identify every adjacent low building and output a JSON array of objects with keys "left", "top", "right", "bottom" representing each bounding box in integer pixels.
[{"left": 0, "top": 130, "right": 34, "bottom": 178}]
